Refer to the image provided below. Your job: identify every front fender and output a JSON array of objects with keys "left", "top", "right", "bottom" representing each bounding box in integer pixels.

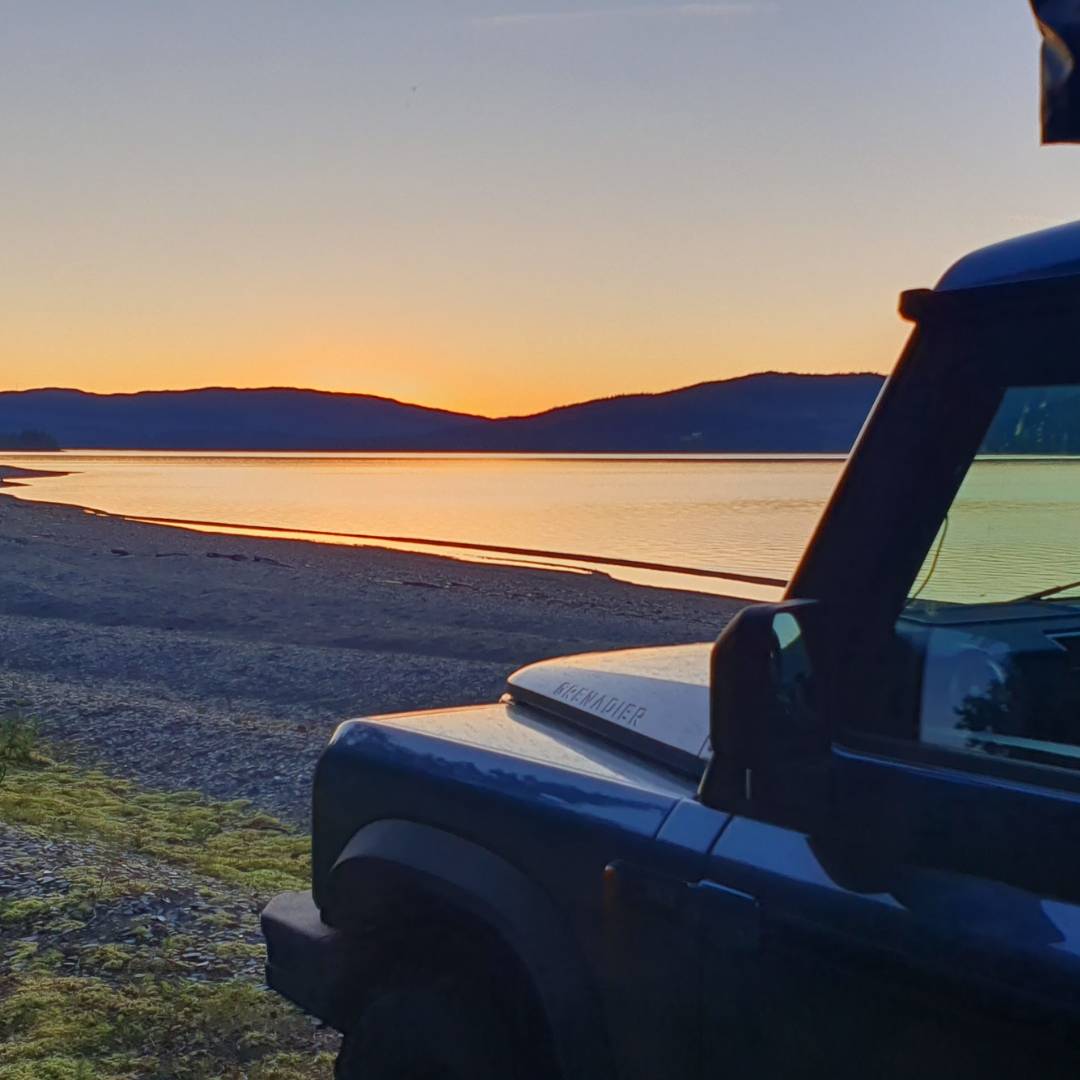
[{"left": 325, "top": 819, "right": 612, "bottom": 1080}]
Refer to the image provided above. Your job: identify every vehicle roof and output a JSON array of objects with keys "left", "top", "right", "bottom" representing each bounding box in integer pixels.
[{"left": 937, "top": 219, "right": 1080, "bottom": 292}]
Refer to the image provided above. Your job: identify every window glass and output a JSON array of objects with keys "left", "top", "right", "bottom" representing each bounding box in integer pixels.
[{"left": 897, "top": 386, "right": 1080, "bottom": 770}]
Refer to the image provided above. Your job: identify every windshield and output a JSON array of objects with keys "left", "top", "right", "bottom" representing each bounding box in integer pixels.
[
  {"left": 890, "top": 385, "right": 1080, "bottom": 771},
  {"left": 907, "top": 385, "right": 1080, "bottom": 608}
]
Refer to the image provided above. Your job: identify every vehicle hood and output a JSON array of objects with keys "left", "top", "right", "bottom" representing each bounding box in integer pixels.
[{"left": 506, "top": 642, "right": 712, "bottom": 774}]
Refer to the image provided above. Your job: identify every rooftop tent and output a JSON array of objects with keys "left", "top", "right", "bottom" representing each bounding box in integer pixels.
[{"left": 1032, "top": 0, "right": 1080, "bottom": 141}]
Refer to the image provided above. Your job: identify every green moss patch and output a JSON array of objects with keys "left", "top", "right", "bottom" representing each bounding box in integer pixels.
[
  {"left": 0, "top": 750, "right": 334, "bottom": 1079},
  {"left": 0, "top": 974, "right": 335, "bottom": 1079},
  {"left": 0, "top": 753, "right": 308, "bottom": 894}
]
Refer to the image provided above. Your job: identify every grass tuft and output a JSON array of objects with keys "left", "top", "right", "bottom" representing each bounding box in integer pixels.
[{"left": 0, "top": 710, "right": 36, "bottom": 787}]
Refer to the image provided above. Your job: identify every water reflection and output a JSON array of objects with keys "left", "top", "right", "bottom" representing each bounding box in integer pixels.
[{"left": 4, "top": 451, "right": 841, "bottom": 598}]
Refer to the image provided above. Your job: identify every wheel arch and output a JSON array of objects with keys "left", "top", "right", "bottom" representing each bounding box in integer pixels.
[{"left": 324, "top": 818, "right": 612, "bottom": 1080}]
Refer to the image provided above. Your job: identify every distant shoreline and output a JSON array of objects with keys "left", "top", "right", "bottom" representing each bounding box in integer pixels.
[
  {"left": 0, "top": 373, "right": 883, "bottom": 454},
  {"left": 8, "top": 448, "right": 848, "bottom": 461}
]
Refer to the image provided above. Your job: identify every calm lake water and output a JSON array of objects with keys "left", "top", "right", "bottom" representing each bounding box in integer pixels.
[
  {"left": 4, "top": 451, "right": 1076, "bottom": 603},
  {"left": 3, "top": 452, "right": 848, "bottom": 599}
]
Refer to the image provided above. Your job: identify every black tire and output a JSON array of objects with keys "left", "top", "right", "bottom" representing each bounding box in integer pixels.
[{"left": 334, "top": 970, "right": 544, "bottom": 1080}]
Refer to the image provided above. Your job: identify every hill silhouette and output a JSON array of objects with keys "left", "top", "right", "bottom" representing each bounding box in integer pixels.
[
  {"left": 0, "top": 388, "right": 485, "bottom": 452},
  {"left": 445, "top": 373, "right": 884, "bottom": 453},
  {"left": 0, "top": 374, "right": 884, "bottom": 452}
]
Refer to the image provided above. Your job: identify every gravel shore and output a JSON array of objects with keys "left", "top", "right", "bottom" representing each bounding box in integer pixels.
[{"left": 0, "top": 475, "right": 744, "bottom": 825}]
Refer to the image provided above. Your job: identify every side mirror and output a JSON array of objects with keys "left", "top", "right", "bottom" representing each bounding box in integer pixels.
[{"left": 701, "top": 601, "right": 828, "bottom": 822}]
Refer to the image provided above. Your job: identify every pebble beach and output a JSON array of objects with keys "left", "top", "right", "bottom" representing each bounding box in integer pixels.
[{"left": 0, "top": 466, "right": 744, "bottom": 825}]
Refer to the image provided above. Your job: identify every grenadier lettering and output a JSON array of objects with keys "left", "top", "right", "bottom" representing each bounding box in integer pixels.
[{"left": 551, "top": 681, "right": 646, "bottom": 728}]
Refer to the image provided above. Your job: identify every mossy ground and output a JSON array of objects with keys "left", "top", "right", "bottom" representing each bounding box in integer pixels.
[
  {"left": 0, "top": 735, "right": 335, "bottom": 1079},
  {"left": 0, "top": 755, "right": 309, "bottom": 896}
]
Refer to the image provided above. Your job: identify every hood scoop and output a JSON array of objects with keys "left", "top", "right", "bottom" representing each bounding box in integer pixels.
[{"left": 507, "top": 643, "right": 712, "bottom": 775}]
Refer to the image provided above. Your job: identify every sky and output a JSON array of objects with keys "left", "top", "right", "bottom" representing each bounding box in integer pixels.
[{"left": 2, "top": 1, "right": 1077, "bottom": 417}]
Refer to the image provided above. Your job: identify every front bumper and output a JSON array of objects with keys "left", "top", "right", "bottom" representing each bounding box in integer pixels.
[{"left": 261, "top": 890, "right": 363, "bottom": 1032}]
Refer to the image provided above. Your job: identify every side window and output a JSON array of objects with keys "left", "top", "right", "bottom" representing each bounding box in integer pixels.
[{"left": 894, "top": 385, "right": 1080, "bottom": 771}]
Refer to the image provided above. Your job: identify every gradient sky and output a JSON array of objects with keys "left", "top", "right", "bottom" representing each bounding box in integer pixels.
[{"left": 2, "top": 1, "right": 1077, "bottom": 416}]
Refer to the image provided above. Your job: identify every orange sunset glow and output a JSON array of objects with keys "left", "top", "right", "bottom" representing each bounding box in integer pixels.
[{"left": 2, "top": 2, "right": 1074, "bottom": 414}]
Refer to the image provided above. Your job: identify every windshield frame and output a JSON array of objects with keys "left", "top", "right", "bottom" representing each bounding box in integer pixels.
[{"left": 787, "top": 272, "right": 1080, "bottom": 628}]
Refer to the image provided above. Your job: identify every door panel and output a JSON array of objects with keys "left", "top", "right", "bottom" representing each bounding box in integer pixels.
[{"left": 700, "top": 807, "right": 1080, "bottom": 1077}]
